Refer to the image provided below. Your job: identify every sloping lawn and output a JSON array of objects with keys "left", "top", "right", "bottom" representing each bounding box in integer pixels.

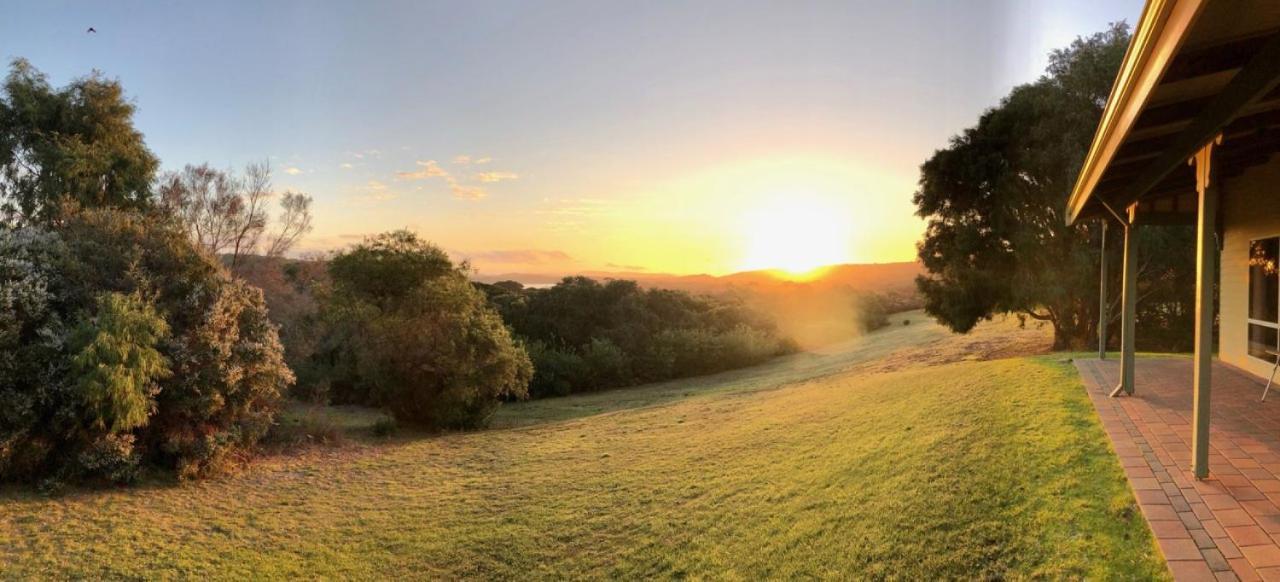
[{"left": 0, "top": 322, "right": 1165, "bottom": 578}]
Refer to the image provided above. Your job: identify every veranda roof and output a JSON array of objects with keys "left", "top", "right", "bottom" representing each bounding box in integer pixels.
[{"left": 1065, "top": 0, "right": 1280, "bottom": 226}]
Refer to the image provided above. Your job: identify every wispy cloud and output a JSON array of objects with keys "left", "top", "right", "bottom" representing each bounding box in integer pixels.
[
  {"left": 452, "top": 155, "right": 492, "bottom": 165},
  {"left": 283, "top": 166, "right": 304, "bottom": 176},
  {"left": 352, "top": 179, "right": 398, "bottom": 202},
  {"left": 396, "top": 160, "right": 448, "bottom": 180},
  {"left": 474, "top": 171, "right": 518, "bottom": 183},
  {"left": 386, "top": 154, "right": 507, "bottom": 200},
  {"left": 448, "top": 177, "right": 486, "bottom": 200},
  {"left": 607, "top": 263, "right": 647, "bottom": 271},
  {"left": 339, "top": 162, "right": 354, "bottom": 169}
]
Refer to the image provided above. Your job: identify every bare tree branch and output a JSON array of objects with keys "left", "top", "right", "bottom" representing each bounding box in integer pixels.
[{"left": 159, "top": 161, "right": 313, "bottom": 273}]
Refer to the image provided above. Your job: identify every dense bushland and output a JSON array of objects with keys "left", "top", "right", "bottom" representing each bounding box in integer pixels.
[
  {"left": 480, "top": 277, "right": 798, "bottom": 398},
  {"left": 301, "top": 231, "right": 532, "bottom": 428},
  {"left": 0, "top": 59, "right": 296, "bottom": 485},
  {"left": 0, "top": 208, "right": 293, "bottom": 484}
]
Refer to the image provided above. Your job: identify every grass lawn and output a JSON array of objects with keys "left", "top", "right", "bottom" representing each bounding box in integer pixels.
[{"left": 0, "top": 314, "right": 1168, "bottom": 579}]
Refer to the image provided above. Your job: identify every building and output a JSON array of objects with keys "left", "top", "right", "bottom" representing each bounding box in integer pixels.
[{"left": 1067, "top": 0, "right": 1280, "bottom": 478}]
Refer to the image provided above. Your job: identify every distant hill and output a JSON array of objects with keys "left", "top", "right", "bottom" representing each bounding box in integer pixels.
[
  {"left": 474, "top": 261, "right": 925, "bottom": 348},
  {"left": 472, "top": 261, "right": 923, "bottom": 295}
]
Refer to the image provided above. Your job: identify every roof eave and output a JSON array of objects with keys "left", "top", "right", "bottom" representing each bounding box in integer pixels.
[{"left": 1065, "top": 0, "right": 1208, "bottom": 225}]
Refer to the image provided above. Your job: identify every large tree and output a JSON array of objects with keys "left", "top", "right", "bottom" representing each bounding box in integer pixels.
[
  {"left": 916, "top": 23, "right": 1165, "bottom": 350},
  {"left": 0, "top": 59, "right": 159, "bottom": 223}
]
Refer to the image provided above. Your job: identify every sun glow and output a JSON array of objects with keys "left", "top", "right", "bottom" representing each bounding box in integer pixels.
[{"left": 738, "top": 193, "right": 853, "bottom": 277}]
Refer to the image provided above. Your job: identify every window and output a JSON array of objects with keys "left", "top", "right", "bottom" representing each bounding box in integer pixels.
[{"left": 1249, "top": 237, "right": 1280, "bottom": 362}]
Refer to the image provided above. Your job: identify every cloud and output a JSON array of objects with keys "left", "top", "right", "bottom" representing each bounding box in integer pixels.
[
  {"left": 339, "top": 162, "right": 354, "bottom": 169},
  {"left": 449, "top": 179, "right": 486, "bottom": 200},
  {"left": 386, "top": 155, "right": 505, "bottom": 200},
  {"left": 352, "top": 179, "right": 398, "bottom": 202},
  {"left": 474, "top": 171, "right": 518, "bottom": 183},
  {"left": 452, "top": 155, "right": 492, "bottom": 165},
  {"left": 468, "top": 249, "right": 574, "bottom": 265},
  {"left": 396, "top": 160, "right": 448, "bottom": 180},
  {"left": 283, "top": 166, "right": 304, "bottom": 176},
  {"left": 606, "top": 263, "right": 647, "bottom": 271}
]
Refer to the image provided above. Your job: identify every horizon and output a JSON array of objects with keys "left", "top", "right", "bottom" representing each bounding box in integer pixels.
[
  {"left": 4, "top": 0, "right": 1140, "bottom": 276},
  {"left": 469, "top": 257, "right": 922, "bottom": 284}
]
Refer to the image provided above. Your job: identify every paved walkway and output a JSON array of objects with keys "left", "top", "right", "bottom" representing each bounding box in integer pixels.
[{"left": 1077, "top": 358, "right": 1280, "bottom": 581}]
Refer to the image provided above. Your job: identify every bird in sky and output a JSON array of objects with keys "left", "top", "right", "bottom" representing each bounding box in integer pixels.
[{"left": 86, "top": 27, "right": 96, "bottom": 33}]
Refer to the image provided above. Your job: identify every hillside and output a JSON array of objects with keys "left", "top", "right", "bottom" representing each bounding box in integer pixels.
[{"left": 0, "top": 312, "right": 1165, "bottom": 579}]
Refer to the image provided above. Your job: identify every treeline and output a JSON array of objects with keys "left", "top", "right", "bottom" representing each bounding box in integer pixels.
[{"left": 478, "top": 277, "right": 799, "bottom": 397}]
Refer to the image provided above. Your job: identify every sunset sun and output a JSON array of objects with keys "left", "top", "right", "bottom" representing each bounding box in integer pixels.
[{"left": 739, "top": 195, "right": 852, "bottom": 277}]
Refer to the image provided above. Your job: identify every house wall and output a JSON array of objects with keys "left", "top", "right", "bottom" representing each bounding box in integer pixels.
[{"left": 1220, "top": 156, "right": 1280, "bottom": 379}]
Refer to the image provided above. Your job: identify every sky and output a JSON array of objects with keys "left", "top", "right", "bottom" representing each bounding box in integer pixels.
[{"left": 2, "top": 0, "right": 1141, "bottom": 277}]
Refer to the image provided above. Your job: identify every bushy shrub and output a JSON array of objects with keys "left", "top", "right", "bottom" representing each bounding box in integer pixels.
[
  {"left": 855, "top": 293, "right": 891, "bottom": 332},
  {"left": 581, "top": 337, "right": 631, "bottom": 389},
  {"left": 235, "top": 256, "right": 326, "bottom": 393},
  {"left": 311, "top": 231, "right": 531, "bottom": 429},
  {"left": 525, "top": 341, "right": 588, "bottom": 399},
  {"left": 69, "top": 292, "right": 170, "bottom": 436},
  {"left": 658, "top": 325, "right": 786, "bottom": 378},
  {"left": 0, "top": 207, "right": 293, "bottom": 483}
]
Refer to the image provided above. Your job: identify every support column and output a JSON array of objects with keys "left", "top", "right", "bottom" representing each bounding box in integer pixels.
[
  {"left": 1191, "top": 136, "right": 1221, "bottom": 480},
  {"left": 1110, "top": 208, "right": 1137, "bottom": 397},
  {"left": 1099, "top": 219, "right": 1109, "bottom": 360}
]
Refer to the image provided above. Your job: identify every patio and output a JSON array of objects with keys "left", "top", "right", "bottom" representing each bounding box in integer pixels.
[{"left": 1077, "top": 357, "right": 1280, "bottom": 581}]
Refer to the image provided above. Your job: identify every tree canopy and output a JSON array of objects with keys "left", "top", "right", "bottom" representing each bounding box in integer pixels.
[
  {"left": 0, "top": 59, "right": 159, "bottom": 223},
  {"left": 309, "top": 231, "right": 532, "bottom": 428},
  {"left": 915, "top": 23, "right": 1146, "bottom": 349}
]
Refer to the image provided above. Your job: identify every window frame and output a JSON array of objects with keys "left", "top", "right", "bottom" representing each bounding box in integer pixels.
[{"left": 1248, "top": 235, "right": 1280, "bottom": 365}]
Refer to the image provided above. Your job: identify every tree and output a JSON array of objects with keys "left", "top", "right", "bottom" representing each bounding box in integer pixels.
[
  {"left": 157, "top": 162, "right": 313, "bottom": 270},
  {"left": 69, "top": 292, "right": 170, "bottom": 435},
  {"left": 0, "top": 59, "right": 159, "bottom": 223},
  {"left": 312, "top": 231, "right": 531, "bottom": 428},
  {"left": 326, "top": 229, "right": 454, "bottom": 308},
  {"left": 914, "top": 24, "right": 1133, "bottom": 349}
]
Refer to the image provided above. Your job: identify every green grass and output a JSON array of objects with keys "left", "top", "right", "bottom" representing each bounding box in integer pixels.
[{"left": 0, "top": 314, "right": 1167, "bottom": 579}]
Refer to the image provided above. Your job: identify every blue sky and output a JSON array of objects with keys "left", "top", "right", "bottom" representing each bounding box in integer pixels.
[{"left": 2, "top": 0, "right": 1142, "bottom": 275}]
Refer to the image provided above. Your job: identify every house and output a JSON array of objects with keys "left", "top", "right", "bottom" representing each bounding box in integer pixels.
[{"left": 1066, "top": 0, "right": 1280, "bottom": 478}]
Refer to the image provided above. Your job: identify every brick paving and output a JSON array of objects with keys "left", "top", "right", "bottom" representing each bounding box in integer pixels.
[{"left": 1077, "top": 357, "right": 1280, "bottom": 582}]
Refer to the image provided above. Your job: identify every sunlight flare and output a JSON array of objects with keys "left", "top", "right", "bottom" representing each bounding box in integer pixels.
[{"left": 738, "top": 193, "right": 852, "bottom": 276}]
